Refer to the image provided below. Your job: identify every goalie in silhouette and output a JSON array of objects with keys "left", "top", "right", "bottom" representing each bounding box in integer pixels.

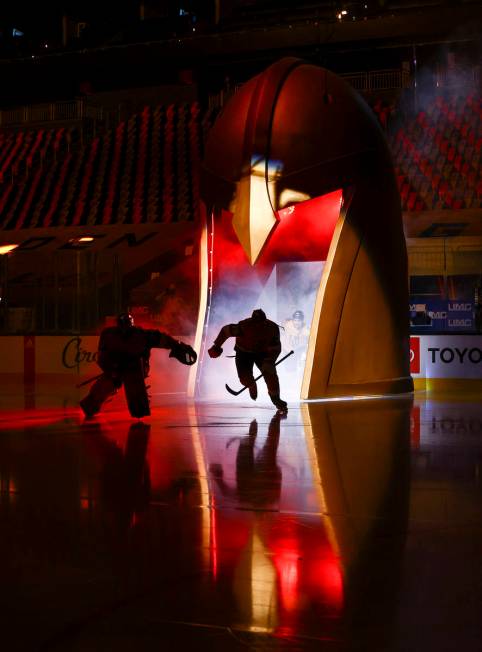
[{"left": 80, "top": 313, "right": 196, "bottom": 419}]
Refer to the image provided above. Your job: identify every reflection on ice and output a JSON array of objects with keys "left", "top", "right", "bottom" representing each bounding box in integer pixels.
[{"left": 0, "top": 392, "right": 417, "bottom": 647}]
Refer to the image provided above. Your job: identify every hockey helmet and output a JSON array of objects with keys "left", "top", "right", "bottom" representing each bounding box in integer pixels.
[
  {"left": 117, "top": 312, "right": 134, "bottom": 329},
  {"left": 251, "top": 308, "right": 266, "bottom": 321}
]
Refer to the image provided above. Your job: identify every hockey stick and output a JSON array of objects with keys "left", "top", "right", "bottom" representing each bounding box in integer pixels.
[
  {"left": 225, "top": 350, "right": 294, "bottom": 396},
  {"left": 76, "top": 372, "right": 104, "bottom": 389}
]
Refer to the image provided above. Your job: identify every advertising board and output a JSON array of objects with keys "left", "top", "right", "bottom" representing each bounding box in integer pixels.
[
  {"left": 410, "top": 298, "right": 475, "bottom": 332},
  {"left": 410, "top": 335, "right": 482, "bottom": 379}
]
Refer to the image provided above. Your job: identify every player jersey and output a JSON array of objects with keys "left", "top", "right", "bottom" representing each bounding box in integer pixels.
[{"left": 214, "top": 317, "right": 281, "bottom": 356}]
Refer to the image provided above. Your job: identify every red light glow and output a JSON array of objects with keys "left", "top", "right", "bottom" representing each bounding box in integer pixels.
[
  {"left": 0, "top": 407, "right": 78, "bottom": 431},
  {"left": 269, "top": 523, "right": 344, "bottom": 623},
  {"left": 266, "top": 189, "right": 342, "bottom": 263},
  {"left": 308, "top": 556, "right": 344, "bottom": 611},
  {"left": 218, "top": 188, "right": 342, "bottom": 269},
  {"left": 273, "top": 545, "right": 300, "bottom": 613},
  {"left": 0, "top": 244, "right": 19, "bottom": 255},
  {"left": 210, "top": 494, "right": 218, "bottom": 580}
]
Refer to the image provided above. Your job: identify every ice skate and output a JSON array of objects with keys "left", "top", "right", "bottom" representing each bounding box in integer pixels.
[
  {"left": 79, "top": 397, "right": 98, "bottom": 419},
  {"left": 270, "top": 394, "right": 288, "bottom": 413}
]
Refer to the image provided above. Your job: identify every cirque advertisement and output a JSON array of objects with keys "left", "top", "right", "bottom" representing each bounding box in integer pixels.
[
  {"left": 0, "top": 335, "right": 193, "bottom": 397},
  {"left": 410, "top": 335, "right": 482, "bottom": 379}
]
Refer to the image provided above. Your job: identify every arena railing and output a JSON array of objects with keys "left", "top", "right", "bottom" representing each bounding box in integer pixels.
[
  {"left": 208, "top": 69, "right": 411, "bottom": 110},
  {"left": 0, "top": 100, "right": 104, "bottom": 127},
  {"left": 339, "top": 69, "right": 411, "bottom": 92}
]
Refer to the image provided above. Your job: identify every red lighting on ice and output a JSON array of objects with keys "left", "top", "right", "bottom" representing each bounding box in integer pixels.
[
  {"left": 410, "top": 405, "right": 421, "bottom": 449},
  {"left": 0, "top": 407, "right": 78, "bottom": 430},
  {"left": 274, "top": 544, "right": 343, "bottom": 614},
  {"left": 269, "top": 523, "right": 344, "bottom": 625},
  {"left": 210, "top": 494, "right": 218, "bottom": 580},
  {"left": 309, "top": 556, "right": 344, "bottom": 611},
  {"left": 273, "top": 542, "right": 300, "bottom": 613}
]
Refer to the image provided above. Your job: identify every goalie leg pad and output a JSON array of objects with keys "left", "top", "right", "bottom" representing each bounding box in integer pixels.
[
  {"left": 123, "top": 368, "right": 151, "bottom": 419},
  {"left": 80, "top": 375, "right": 118, "bottom": 417}
]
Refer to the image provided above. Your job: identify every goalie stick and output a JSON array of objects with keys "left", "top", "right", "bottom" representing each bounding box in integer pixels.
[
  {"left": 76, "top": 372, "right": 104, "bottom": 389},
  {"left": 225, "top": 350, "right": 294, "bottom": 396}
]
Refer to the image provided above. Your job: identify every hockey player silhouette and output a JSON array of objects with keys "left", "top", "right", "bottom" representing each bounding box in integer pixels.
[
  {"left": 80, "top": 313, "right": 196, "bottom": 419},
  {"left": 208, "top": 308, "right": 288, "bottom": 411}
]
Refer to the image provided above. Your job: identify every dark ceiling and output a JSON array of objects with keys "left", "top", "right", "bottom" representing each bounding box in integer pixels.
[{"left": 0, "top": 0, "right": 479, "bottom": 106}]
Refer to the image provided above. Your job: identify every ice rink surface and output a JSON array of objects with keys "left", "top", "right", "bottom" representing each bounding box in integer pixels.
[{"left": 1, "top": 382, "right": 482, "bottom": 651}]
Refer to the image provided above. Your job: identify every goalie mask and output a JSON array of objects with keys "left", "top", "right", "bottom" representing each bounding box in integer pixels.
[{"left": 117, "top": 313, "right": 134, "bottom": 330}]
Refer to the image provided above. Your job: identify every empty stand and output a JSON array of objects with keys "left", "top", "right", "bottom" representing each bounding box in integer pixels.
[
  {"left": 0, "top": 103, "right": 217, "bottom": 230},
  {"left": 0, "top": 93, "right": 478, "bottom": 231},
  {"left": 388, "top": 92, "right": 481, "bottom": 212}
]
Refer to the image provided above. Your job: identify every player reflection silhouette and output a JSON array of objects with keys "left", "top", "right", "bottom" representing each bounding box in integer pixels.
[
  {"left": 83, "top": 421, "right": 151, "bottom": 533},
  {"left": 210, "top": 413, "right": 284, "bottom": 508}
]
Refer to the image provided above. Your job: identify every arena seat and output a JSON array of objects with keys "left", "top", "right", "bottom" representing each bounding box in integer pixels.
[
  {"left": 388, "top": 90, "right": 481, "bottom": 211},
  {"left": 0, "top": 102, "right": 220, "bottom": 230}
]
